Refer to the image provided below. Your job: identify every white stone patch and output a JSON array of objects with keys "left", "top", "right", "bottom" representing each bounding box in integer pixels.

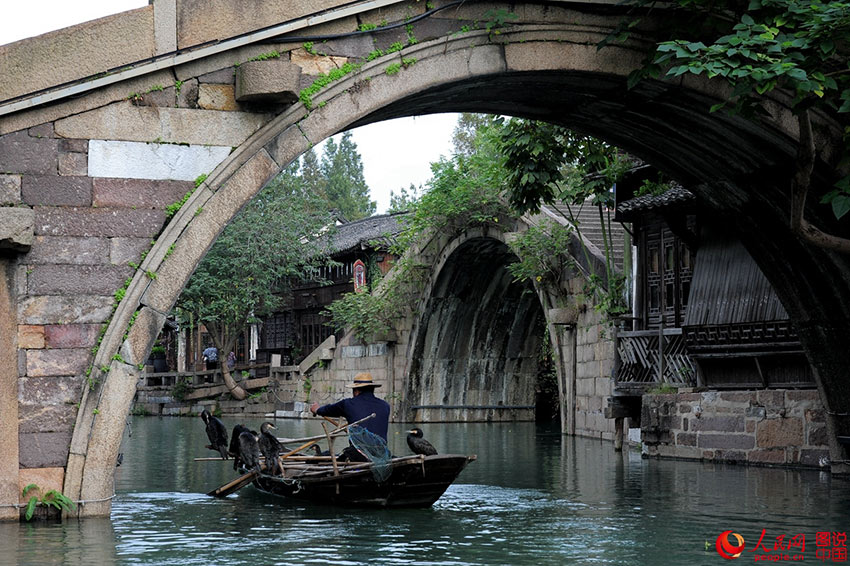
[{"left": 88, "top": 139, "right": 231, "bottom": 181}]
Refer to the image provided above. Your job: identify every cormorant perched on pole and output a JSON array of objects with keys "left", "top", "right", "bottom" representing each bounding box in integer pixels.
[
  {"left": 238, "top": 430, "right": 262, "bottom": 473},
  {"left": 201, "top": 409, "right": 228, "bottom": 459},
  {"left": 229, "top": 424, "right": 251, "bottom": 470},
  {"left": 258, "top": 422, "right": 282, "bottom": 475},
  {"left": 406, "top": 428, "right": 438, "bottom": 456}
]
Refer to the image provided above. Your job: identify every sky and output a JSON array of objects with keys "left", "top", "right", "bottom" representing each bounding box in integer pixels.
[{"left": 1, "top": 1, "right": 458, "bottom": 214}]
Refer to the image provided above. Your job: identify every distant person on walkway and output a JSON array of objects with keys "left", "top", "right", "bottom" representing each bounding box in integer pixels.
[
  {"left": 310, "top": 372, "right": 390, "bottom": 461},
  {"left": 227, "top": 351, "right": 236, "bottom": 371},
  {"left": 203, "top": 346, "right": 218, "bottom": 370}
]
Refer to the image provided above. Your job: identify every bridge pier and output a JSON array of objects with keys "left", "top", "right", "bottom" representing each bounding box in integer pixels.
[{"left": 0, "top": 258, "right": 20, "bottom": 520}]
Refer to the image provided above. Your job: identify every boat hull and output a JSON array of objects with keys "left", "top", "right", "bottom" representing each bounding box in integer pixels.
[{"left": 251, "top": 454, "right": 475, "bottom": 508}]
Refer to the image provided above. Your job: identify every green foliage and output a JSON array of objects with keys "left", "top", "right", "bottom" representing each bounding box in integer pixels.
[
  {"left": 388, "top": 183, "right": 422, "bottom": 213},
  {"left": 325, "top": 286, "right": 394, "bottom": 340},
  {"left": 385, "top": 62, "right": 402, "bottom": 75},
  {"left": 303, "top": 41, "right": 316, "bottom": 54},
  {"left": 326, "top": 117, "right": 509, "bottom": 338},
  {"left": 321, "top": 131, "right": 376, "bottom": 220},
  {"left": 498, "top": 117, "right": 631, "bottom": 318},
  {"left": 647, "top": 383, "right": 678, "bottom": 395},
  {"left": 166, "top": 186, "right": 197, "bottom": 219},
  {"left": 616, "top": 0, "right": 850, "bottom": 218},
  {"left": 299, "top": 61, "right": 362, "bottom": 109},
  {"left": 635, "top": 175, "right": 672, "bottom": 198},
  {"left": 176, "top": 164, "right": 336, "bottom": 366},
  {"left": 171, "top": 376, "right": 191, "bottom": 402},
  {"left": 507, "top": 221, "right": 575, "bottom": 287},
  {"left": 358, "top": 22, "right": 377, "bottom": 32},
  {"left": 483, "top": 8, "right": 517, "bottom": 36},
  {"left": 22, "top": 485, "right": 76, "bottom": 521}
]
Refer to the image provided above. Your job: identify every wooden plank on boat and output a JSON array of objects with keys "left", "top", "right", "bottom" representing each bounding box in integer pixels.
[{"left": 207, "top": 471, "right": 258, "bottom": 497}]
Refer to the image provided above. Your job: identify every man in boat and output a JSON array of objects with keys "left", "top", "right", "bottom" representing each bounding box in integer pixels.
[{"left": 310, "top": 372, "right": 390, "bottom": 461}]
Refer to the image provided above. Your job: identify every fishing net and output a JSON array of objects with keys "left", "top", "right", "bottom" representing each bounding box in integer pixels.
[{"left": 348, "top": 425, "right": 393, "bottom": 483}]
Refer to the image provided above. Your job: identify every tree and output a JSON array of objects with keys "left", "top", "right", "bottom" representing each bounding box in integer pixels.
[
  {"left": 300, "top": 147, "right": 327, "bottom": 203},
  {"left": 322, "top": 131, "right": 376, "bottom": 220},
  {"left": 177, "top": 165, "right": 334, "bottom": 399},
  {"left": 498, "top": 118, "right": 632, "bottom": 316},
  {"left": 388, "top": 183, "right": 421, "bottom": 213},
  {"left": 452, "top": 113, "right": 497, "bottom": 156}
]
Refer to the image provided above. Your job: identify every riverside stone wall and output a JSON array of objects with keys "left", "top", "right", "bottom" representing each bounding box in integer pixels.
[{"left": 641, "top": 389, "right": 829, "bottom": 468}]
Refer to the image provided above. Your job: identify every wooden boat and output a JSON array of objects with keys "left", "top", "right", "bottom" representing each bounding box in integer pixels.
[{"left": 249, "top": 453, "right": 476, "bottom": 508}]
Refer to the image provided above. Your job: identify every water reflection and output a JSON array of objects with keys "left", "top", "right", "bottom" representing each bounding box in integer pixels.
[{"left": 3, "top": 418, "right": 848, "bottom": 565}]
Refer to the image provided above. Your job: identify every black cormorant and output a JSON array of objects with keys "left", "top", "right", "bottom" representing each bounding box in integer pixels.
[
  {"left": 237, "top": 430, "right": 262, "bottom": 473},
  {"left": 229, "top": 424, "right": 251, "bottom": 470},
  {"left": 258, "top": 422, "right": 282, "bottom": 475},
  {"left": 406, "top": 428, "right": 438, "bottom": 456},
  {"left": 201, "top": 409, "right": 228, "bottom": 459}
]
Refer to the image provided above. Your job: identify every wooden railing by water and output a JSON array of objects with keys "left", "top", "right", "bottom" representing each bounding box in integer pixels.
[{"left": 614, "top": 328, "right": 696, "bottom": 386}]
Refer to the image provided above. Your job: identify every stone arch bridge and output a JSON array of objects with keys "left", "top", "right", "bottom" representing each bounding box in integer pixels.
[{"left": 1, "top": 0, "right": 849, "bottom": 519}]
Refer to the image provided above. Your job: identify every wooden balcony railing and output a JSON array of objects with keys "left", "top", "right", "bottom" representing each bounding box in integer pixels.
[{"left": 614, "top": 328, "right": 696, "bottom": 386}]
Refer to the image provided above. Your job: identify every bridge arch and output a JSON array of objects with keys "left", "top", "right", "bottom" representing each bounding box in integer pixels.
[{"left": 2, "top": 2, "right": 848, "bottom": 517}]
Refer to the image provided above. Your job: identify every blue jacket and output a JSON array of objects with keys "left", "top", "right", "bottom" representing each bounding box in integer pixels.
[{"left": 316, "top": 391, "right": 390, "bottom": 441}]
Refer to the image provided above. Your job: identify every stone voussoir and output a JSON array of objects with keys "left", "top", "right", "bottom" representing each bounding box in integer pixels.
[{"left": 236, "top": 59, "right": 302, "bottom": 103}]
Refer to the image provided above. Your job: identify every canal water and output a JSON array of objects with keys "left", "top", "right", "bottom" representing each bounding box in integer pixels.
[{"left": 3, "top": 417, "right": 849, "bottom": 565}]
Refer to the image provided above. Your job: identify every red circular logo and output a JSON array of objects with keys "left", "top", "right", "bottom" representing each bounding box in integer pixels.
[{"left": 716, "top": 531, "right": 746, "bottom": 560}]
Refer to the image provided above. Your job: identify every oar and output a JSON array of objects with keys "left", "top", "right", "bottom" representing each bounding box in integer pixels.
[{"left": 207, "top": 413, "right": 375, "bottom": 498}]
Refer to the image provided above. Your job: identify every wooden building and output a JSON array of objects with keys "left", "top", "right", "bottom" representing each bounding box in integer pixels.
[
  {"left": 257, "top": 212, "right": 406, "bottom": 366},
  {"left": 613, "top": 171, "right": 814, "bottom": 391}
]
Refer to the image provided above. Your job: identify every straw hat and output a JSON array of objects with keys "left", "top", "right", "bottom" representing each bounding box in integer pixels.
[{"left": 347, "top": 372, "right": 381, "bottom": 389}]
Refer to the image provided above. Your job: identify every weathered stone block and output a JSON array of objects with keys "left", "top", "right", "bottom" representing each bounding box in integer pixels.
[
  {"left": 18, "top": 295, "right": 114, "bottom": 325},
  {"left": 110, "top": 237, "right": 152, "bottom": 265},
  {"left": 236, "top": 59, "right": 301, "bottom": 103},
  {"left": 697, "top": 434, "right": 755, "bottom": 450},
  {"left": 757, "top": 390, "right": 784, "bottom": 408},
  {"left": 22, "top": 175, "right": 92, "bottom": 206},
  {"left": 29, "top": 264, "right": 133, "bottom": 295},
  {"left": 748, "top": 449, "right": 787, "bottom": 464},
  {"left": 26, "top": 236, "right": 109, "bottom": 265},
  {"left": 0, "top": 130, "right": 58, "bottom": 175},
  {"left": 34, "top": 206, "right": 165, "bottom": 238},
  {"left": 177, "top": 78, "right": 199, "bottom": 108},
  {"left": 807, "top": 423, "right": 829, "bottom": 447},
  {"left": 44, "top": 324, "right": 101, "bottom": 349},
  {"left": 18, "top": 401, "right": 78, "bottom": 433},
  {"left": 28, "top": 123, "right": 54, "bottom": 138},
  {"left": 757, "top": 418, "right": 804, "bottom": 448},
  {"left": 800, "top": 448, "right": 830, "bottom": 467},
  {"left": 59, "top": 139, "right": 88, "bottom": 153},
  {"left": 676, "top": 432, "right": 697, "bottom": 446},
  {"left": 56, "top": 103, "right": 270, "bottom": 147},
  {"left": 0, "top": 206, "right": 35, "bottom": 251},
  {"left": 93, "top": 178, "right": 194, "bottom": 209},
  {"left": 25, "top": 348, "right": 90, "bottom": 377},
  {"left": 88, "top": 140, "right": 232, "bottom": 181},
  {"left": 18, "top": 325, "right": 45, "bottom": 349},
  {"left": 199, "top": 68, "right": 236, "bottom": 84},
  {"left": 0, "top": 174, "right": 21, "bottom": 204},
  {"left": 59, "top": 152, "right": 88, "bottom": 176},
  {"left": 19, "top": 431, "right": 72, "bottom": 468},
  {"left": 198, "top": 84, "right": 239, "bottom": 111},
  {"left": 691, "top": 416, "right": 745, "bottom": 433},
  {"left": 291, "top": 50, "right": 349, "bottom": 76},
  {"left": 18, "top": 467, "right": 65, "bottom": 502},
  {"left": 718, "top": 391, "right": 753, "bottom": 404},
  {"left": 786, "top": 390, "right": 820, "bottom": 402}
]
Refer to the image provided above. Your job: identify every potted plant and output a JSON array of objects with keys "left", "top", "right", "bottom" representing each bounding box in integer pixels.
[{"left": 150, "top": 345, "right": 168, "bottom": 373}]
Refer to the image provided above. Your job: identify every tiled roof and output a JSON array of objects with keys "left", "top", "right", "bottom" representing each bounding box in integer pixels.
[
  {"left": 616, "top": 186, "right": 695, "bottom": 218},
  {"left": 324, "top": 212, "right": 408, "bottom": 254}
]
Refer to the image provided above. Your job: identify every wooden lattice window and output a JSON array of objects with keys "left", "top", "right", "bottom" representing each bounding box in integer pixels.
[{"left": 640, "top": 217, "right": 695, "bottom": 329}]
